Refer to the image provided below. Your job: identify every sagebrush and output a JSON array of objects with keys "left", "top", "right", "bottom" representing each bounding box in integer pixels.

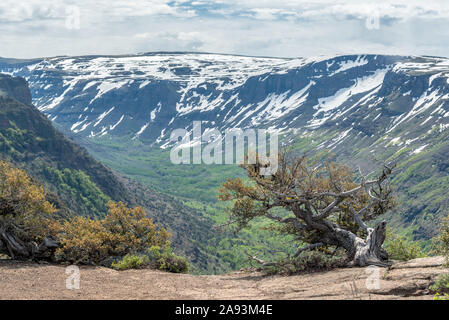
[{"left": 0, "top": 161, "right": 182, "bottom": 271}]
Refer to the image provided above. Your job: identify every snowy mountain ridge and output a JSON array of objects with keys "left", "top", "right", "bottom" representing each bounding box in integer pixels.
[
  {"left": 2, "top": 52, "right": 449, "bottom": 239},
  {"left": 4, "top": 53, "right": 449, "bottom": 150}
]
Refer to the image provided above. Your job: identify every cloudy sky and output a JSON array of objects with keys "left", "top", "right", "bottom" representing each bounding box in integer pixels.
[{"left": 1, "top": 0, "right": 449, "bottom": 59}]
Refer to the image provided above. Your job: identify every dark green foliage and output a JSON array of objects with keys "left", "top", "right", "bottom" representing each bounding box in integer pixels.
[
  {"left": 112, "top": 254, "right": 149, "bottom": 270},
  {"left": 0, "top": 93, "right": 127, "bottom": 218},
  {"left": 84, "top": 138, "right": 242, "bottom": 203},
  {"left": 383, "top": 229, "right": 427, "bottom": 261},
  {"left": 433, "top": 293, "right": 449, "bottom": 300},
  {"left": 147, "top": 245, "right": 189, "bottom": 273},
  {"left": 430, "top": 273, "right": 449, "bottom": 294},
  {"left": 112, "top": 246, "right": 189, "bottom": 273},
  {"left": 433, "top": 215, "right": 449, "bottom": 266},
  {"left": 42, "top": 166, "right": 110, "bottom": 218}
]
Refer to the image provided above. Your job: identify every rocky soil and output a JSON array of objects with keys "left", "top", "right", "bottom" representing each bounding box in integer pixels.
[{"left": 0, "top": 257, "right": 447, "bottom": 300}]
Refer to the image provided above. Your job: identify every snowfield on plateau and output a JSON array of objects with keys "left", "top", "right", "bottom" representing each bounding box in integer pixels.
[{"left": 2, "top": 53, "right": 449, "bottom": 155}]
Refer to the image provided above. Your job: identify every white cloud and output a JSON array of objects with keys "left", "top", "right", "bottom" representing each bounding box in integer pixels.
[{"left": 1, "top": 0, "right": 449, "bottom": 58}]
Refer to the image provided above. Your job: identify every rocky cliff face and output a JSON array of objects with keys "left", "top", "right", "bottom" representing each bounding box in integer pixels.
[{"left": 0, "top": 74, "right": 31, "bottom": 105}]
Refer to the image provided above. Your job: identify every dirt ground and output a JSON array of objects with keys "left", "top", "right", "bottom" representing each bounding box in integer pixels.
[{"left": 0, "top": 257, "right": 446, "bottom": 300}]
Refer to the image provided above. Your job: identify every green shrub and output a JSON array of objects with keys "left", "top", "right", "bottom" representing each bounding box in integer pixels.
[
  {"left": 383, "top": 230, "right": 426, "bottom": 261},
  {"left": 111, "top": 246, "right": 189, "bottom": 273},
  {"left": 55, "top": 202, "right": 171, "bottom": 265},
  {"left": 0, "top": 161, "right": 189, "bottom": 271},
  {"left": 112, "top": 254, "right": 149, "bottom": 270},
  {"left": 433, "top": 216, "right": 449, "bottom": 266},
  {"left": 147, "top": 245, "right": 189, "bottom": 273},
  {"left": 430, "top": 273, "right": 449, "bottom": 294},
  {"left": 433, "top": 293, "right": 449, "bottom": 300},
  {"left": 263, "top": 250, "right": 344, "bottom": 275}
]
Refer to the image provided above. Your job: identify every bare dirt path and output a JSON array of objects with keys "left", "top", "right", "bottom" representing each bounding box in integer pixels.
[{"left": 0, "top": 257, "right": 446, "bottom": 300}]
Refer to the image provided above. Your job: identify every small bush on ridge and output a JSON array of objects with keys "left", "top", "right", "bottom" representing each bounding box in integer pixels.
[
  {"left": 147, "top": 245, "right": 189, "bottom": 273},
  {"left": 430, "top": 273, "right": 449, "bottom": 294},
  {"left": 55, "top": 202, "right": 171, "bottom": 265},
  {"left": 433, "top": 215, "right": 449, "bottom": 266},
  {"left": 112, "top": 254, "right": 149, "bottom": 270},
  {"left": 383, "top": 229, "right": 426, "bottom": 261},
  {"left": 111, "top": 246, "right": 189, "bottom": 273}
]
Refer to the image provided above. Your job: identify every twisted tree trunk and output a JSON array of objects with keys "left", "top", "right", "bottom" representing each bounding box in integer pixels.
[
  {"left": 290, "top": 205, "right": 391, "bottom": 267},
  {"left": 334, "top": 220, "right": 390, "bottom": 267},
  {"left": 0, "top": 228, "right": 59, "bottom": 260},
  {"left": 352, "top": 221, "right": 390, "bottom": 267}
]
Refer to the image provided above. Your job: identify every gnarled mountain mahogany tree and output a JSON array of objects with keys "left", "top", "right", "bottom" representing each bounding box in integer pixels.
[{"left": 219, "top": 153, "right": 396, "bottom": 267}]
